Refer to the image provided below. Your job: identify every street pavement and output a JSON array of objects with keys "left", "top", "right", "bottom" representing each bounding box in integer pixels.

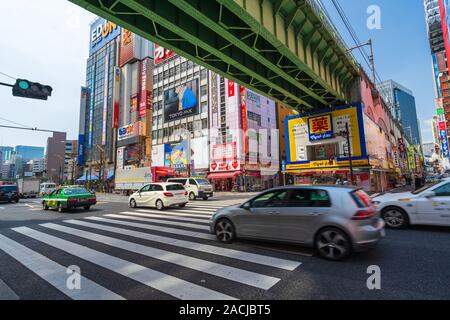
[{"left": 0, "top": 194, "right": 449, "bottom": 300}]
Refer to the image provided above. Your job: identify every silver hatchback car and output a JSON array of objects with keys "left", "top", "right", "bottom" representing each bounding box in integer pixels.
[{"left": 210, "top": 186, "right": 385, "bottom": 261}]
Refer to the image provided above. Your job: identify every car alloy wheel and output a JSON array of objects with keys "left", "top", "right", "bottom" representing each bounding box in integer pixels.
[
  {"left": 129, "top": 198, "right": 137, "bottom": 208},
  {"left": 215, "top": 219, "right": 235, "bottom": 243},
  {"left": 315, "top": 228, "right": 351, "bottom": 261},
  {"left": 156, "top": 199, "right": 164, "bottom": 210},
  {"left": 382, "top": 208, "right": 407, "bottom": 229},
  {"left": 189, "top": 192, "right": 196, "bottom": 201}
]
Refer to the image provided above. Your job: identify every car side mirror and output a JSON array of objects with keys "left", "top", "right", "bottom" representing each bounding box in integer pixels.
[
  {"left": 424, "top": 191, "right": 435, "bottom": 199},
  {"left": 242, "top": 202, "right": 251, "bottom": 210}
]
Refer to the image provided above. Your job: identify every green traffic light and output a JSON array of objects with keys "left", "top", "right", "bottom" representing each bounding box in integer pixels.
[{"left": 18, "top": 80, "right": 29, "bottom": 90}]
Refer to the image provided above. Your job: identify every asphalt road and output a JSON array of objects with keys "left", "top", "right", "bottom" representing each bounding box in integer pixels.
[{"left": 0, "top": 194, "right": 449, "bottom": 300}]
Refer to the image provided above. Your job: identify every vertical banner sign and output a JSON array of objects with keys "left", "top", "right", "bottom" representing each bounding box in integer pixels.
[
  {"left": 240, "top": 86, "right": 247, "bottom": 154},
  {"left": 88, "top": 62, "right": 96, "bottom": 150},
  {"left": 112, "top": 67, "right": 120, "bottom": 129},
  {"left": 102, "top": 52, "right": 109, "bottom": 145},
  {"left": 139, "top": 58, "right": 153, "bottom": 119},
  {"left": 227, "top": 80, "right": 235, "bottom": 97}
]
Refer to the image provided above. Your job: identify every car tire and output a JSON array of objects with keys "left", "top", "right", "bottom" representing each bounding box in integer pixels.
[
  {"left": 179, "top": 203, "right": 187, "bottom": 208},
  {"left": 42, "top": 201, "right": 49, "bottom": 210},
  {"left": 315, "top": 227, "right": 352, "bottom": 261},
  {"left": 202, "top": 196, "right": 208, "bottom": 201},
  {"left": 189, "top": 192, "right": 196, "bottom": 201},
  {"left": 215, "top": 219, "right": 236, "bottom": 244},
  {"left": 15, "top": 198, "right": 19, "bottom": 203},
  {"left": 84, "top": 205, "right": 91, "bottom": 210},
  {"left": 156, "top": 199, "right": 164, "bottom": 211},
  {"left": 381, "top": 207, "right": 409, "bottom": 229},
  {"left": 129, "top": 198, "right": 137, "bottom": 208},
  {"left": 57, "top": 202, "right": 64, "bottom": 213}
]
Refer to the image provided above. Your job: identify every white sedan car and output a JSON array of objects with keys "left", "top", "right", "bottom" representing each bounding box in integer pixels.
[
  {"left": 128, "top": 182, "right": 188, "bottom": 210},
  {"left": 373, "top": 178, "right": 450, "bottom": 229}
]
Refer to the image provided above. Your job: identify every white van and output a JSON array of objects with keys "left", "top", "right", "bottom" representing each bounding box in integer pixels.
[
  {"left": 167, "top": 177, "right": 213, "bottom": 200},
  {"left": 40, "top": 182, "right": 57, "bottom": 196}
]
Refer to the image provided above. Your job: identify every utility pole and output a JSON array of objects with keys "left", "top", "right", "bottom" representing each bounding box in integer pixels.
[{"left": 347, "top": 39, "right": 376, "bottom": 85}]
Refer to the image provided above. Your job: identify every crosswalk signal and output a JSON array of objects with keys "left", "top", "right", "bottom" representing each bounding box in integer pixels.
[{"left": 12, "top": 79, "right": 53, "bottom": 100}]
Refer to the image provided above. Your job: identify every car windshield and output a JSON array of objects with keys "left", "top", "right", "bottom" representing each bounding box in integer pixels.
[
  {"left": 411, "top": 181, "right": 441, "bottom": 195},
  {"left": 0, "top": 186, "right": 17, "bottom": 193},
  {"left": 64, "top": 188, "right": 89, "bottom": 195},
  {"left": 196, "top": 179, "right": 210, "bottom": 186},
  {"left": 166, "top": 184, "right": 185, "bottom": 191}
]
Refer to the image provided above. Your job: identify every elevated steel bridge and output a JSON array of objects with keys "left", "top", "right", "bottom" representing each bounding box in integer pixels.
[{"left": 70, "top": 0, "right": 360, "bottom": 111}]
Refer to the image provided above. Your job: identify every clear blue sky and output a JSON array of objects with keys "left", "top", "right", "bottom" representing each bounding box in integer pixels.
[{"left": 321, "top": 0, "right": 436, "bottom": 143}]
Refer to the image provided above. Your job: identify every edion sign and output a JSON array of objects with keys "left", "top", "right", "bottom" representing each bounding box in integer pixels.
[{"left": 154, "top": 44, "right": 175, "bottom": 64}]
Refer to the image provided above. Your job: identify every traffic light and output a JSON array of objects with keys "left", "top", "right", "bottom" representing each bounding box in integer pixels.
[{"left": 12, "top": 79, "right": 52, "bottom": 100}]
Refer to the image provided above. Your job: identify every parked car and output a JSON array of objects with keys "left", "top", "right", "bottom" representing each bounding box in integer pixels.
[
  {"left": 0, "top": 185, "right": 20, "bottom": 203},
  {"left": 40, "top": 182, "right": 57, "bottom": 196},
  {"left": 167, "top": 177, "right": 214, "bottom": 200},
  {"left": 128, "top": 182, "right": 188, "bottom": 210},
  {"left": 42, "top": 186, "right": 96, "bottom": 212},
  {"left": 210, "top": 186, "right": 385, "bottom": 261},
  {"left": 373, "top": 177, "right": 450, "bottom": 229}
]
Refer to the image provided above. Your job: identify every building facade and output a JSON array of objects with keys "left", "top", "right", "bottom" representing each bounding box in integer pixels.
[{"left": 45, "top": 132, "right": 67, "bottom": 183}]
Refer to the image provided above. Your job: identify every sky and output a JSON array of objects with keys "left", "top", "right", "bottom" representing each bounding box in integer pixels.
[{"left": 0, "top": 0, "right": 437, "bottom": 148}]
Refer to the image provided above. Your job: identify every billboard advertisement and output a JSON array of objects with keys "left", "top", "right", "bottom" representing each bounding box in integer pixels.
[
  {"left": 285, "top": 103, "right": 368, "bottom": 171},
  {"left": 163, "top": 78, "right": 199, "bottom": 122},
  {"left": 90, "top": 18, "right": 121, "bottom": 55},
  {"left": 88, "top": 62, "right": 96, "bottom": 150},
  {"left": 139, "top": 58, "right": 153, "bottom": 118},
  {"left": 118, "top": 123, "right": 139, "bottom": 141},
  {"left": 164, "top": 140, "right": 190, "bottom": 170},
  {"left": 112, "top": 67, "right": 120, "bottom": 129},
  {"left": 154, "top": 44, "right": 175, "bottom": 64},
  {"left": 77, "top": 134, "right": 85, "bottom": 165},
  {"left": 119, "top": 29, "right": 135, "bottom": 66},
  {"left": 101, "top": 52, "right": 109, "bottom": 145}
]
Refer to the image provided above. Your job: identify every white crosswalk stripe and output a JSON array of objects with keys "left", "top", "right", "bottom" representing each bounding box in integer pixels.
[
  {"left": 12, "top": 226, "right": 235, "bottom": 300},
  {"left": 0, "top": 202, "right": 303, "bottom": 300},
  {"left": 0, "top": 234, "right": 124, "bottom": 300}
]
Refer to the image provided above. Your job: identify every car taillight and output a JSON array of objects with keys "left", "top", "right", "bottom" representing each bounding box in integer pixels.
[
  {"left": 184, "top": 191, "right": 188, "bottom": 196},
  {"left": 352, "top": 208, "right": 375, "bottom": 220},
  {"left": 68, "top": 198, "right": 78, "bottom": 204},
  {"left": 89, "top": 197, "right": 96, "bottom": 201},
  {"left": 163, "top": 192, "right": 174, "bottom": 197}
]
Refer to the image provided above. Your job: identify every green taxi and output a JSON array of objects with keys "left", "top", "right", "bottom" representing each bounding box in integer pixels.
[{"left": 42, "top": 186, "right": 96, "bottom": 212}]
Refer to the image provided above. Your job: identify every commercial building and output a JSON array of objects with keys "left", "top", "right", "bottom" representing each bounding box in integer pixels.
[
  {"left": 64, "top": 140, "right": 78, "bottom": 181},
  {"left": 0, "top": 146, "right": 14, "bottom": 163},
  {"left": 45, "top": 132, "right": 67, "bottom": 183},
  {"left": 379, "top": 80, "right": 422, "bottom": 147},
  {"left": 78, "top": 17, "right": 121, "bottom": 181},
  {"left": 424, "top": 0, "right": 450, "bottom": 159}
]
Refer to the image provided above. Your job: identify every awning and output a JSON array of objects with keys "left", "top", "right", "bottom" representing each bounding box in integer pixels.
[
  {"left": 208, "top": 171, "right": 242, "bottom": 179},
  {"left": 76, "top": 175, "right": 99, "bottom": 181}
]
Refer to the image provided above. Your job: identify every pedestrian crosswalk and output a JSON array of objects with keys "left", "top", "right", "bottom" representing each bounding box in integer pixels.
[{"left": 0, "top": 201, "right": 303, "bottom": 300}]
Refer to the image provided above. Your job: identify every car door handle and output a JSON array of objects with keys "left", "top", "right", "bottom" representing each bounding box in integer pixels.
[
  {"left": 309, "top": 212, "right": 324, "bottom": 216},
  {"left": 269, "top": 211, "right": 280, "bottom": 215}
]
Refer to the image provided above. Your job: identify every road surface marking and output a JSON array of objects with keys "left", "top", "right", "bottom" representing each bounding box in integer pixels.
[
  {"left": 0, "top": 233, "right": 124, "bottom": 300},
  {"left": 41, "top": 223, "right": 280, "bottom": 290},
  {"left": 12, "top": 226, "right": 235, "bottom": 300},
  {"left": 119, "top": 211, "right": 209, "bottom": 224},
  {"left": 65, "top": 219, "right": 302, "bottom": 271},
  {"left": 135, "top": 209, "right": 211, "bottom": 220}
]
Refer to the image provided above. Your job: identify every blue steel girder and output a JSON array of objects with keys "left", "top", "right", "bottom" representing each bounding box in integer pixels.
[{"left": 69, "top": 0, "right": 359, "bottom": 112}]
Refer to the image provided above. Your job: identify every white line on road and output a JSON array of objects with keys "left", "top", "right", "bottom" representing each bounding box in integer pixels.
[
  {"left": 135, "top": 209, "right": 211, "bottom": 220},
  {"left": 12, "top": 226, "right": 235, "bottom": 300},
  {"left": 41, "top": 223, "right": 280, "bottom": 290},
  {"left": 65, "top": 219, "right": 302, "bottom": 271},
  {"left": 0, "top": 233, "right": 124, "bottom": 300},
  {"left": 89, "top": 215, "right": 215, "bottom": 240},
  {"left": 118, "top": 211, "right": 209, "bottom": 224}
]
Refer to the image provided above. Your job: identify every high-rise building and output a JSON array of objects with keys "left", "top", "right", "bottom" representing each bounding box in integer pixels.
[
  {"left": 45, "top": 132, "right": 67, "bottom": 183},
  {"left": 0, "top": 146, "right": 14, "bottom": 163},
  {"left": 15, "top": 146, "right": 45, "bottom": 162},
  {"left": 78, "top": 18, "right": 121, "bottom": 179},
  {"left": 424, "top": 0, "right": 450, "bottom": 158},
  {"left": 64, "top": 140, "right": 78, "bottom": 180},
  {"left": 379, "top": 80, "right": 422, "bottom": 147}
]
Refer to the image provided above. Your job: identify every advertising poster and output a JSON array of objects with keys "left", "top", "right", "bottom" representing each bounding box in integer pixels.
[
  {"left": 164, "top": 78, "right": 199, "bottom": 122},
  {"left": 102, "top": 52, "right": 109, "bottom": 145},
  {"left": 112, "top": 67, "right": 120, "bottom": 129},
  {"left": 164, "top": 141, "right": 189, "bottom": 170},
  {"left": 285, "top": 103, "right": 367, "bottom": 170},
  {"left": 154, "top": 44, "right": 175, "bottom": 64},
  {"left": 118, "top": 123, "right": 139, "bottom": 141},
  {"left": 119, "top": 29, "right": 134, "bottom": 67}
]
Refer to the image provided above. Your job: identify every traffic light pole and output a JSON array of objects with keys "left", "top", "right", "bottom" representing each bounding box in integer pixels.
[{"left": 0, "top": 82, "right": 14, "bottom": 88}]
